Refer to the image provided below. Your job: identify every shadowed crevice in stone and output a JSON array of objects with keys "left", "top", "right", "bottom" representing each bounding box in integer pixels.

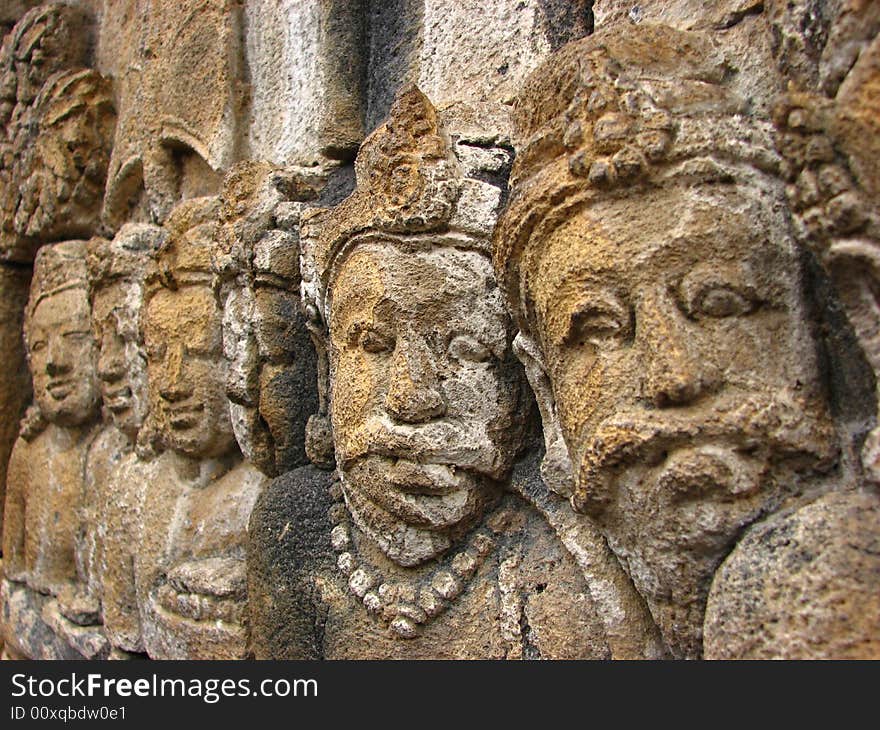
[
  {"left": 364, "top": 0, "right": 425, "bottom": 133},
  {"left": 537, "top": 0, "right": 595, "bottom": 50}
]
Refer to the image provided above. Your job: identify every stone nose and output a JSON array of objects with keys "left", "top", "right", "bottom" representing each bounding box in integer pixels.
[
  {"left": 158, "top": 343, "right": 192, "bottom": 402},
  {"left": 45, "top": 337, "right": 71, "bottom": 377},
  {"left": 638, "top": 287, "right": 718, "bottom": 408},
  {"left": 97, "top": 331, "right": 125, "bottom": 382},
  {"left": 384, "top": 340, "right": 446, "bottom": 424}
]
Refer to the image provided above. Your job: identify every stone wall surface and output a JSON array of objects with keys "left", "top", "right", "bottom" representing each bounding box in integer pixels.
[{"left": 0, "top": 0, "right": 877, "bottom": 660}]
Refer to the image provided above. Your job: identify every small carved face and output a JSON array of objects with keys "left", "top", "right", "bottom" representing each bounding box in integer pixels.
[
  {"left": 92, "top": 282, "right": 148, "bottom": 441},
  {"left": 328, "top": 243, "right": 522, "bottom": 566},
  {"left": 223, "top": 281, "right": 316, "bottom": 475},
  {"left": 144, "top": 285, "right": 235, "bottom": 458},
  {"left": 27, "top": 287, "right": 99, "bottom": 427},
  {"left": 526, "top": 182, "right": 838, "bottom": 656},
  {"left": 15, "top": 75, "right": 113, "bottom": 245}
]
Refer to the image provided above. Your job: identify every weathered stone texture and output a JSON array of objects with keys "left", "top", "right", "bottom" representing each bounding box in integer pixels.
[
  {"left": 494, "top": 21, "right": 876, "bottom": 658},
  {"left": 2, "top": 1, "right": 879, "bottom": 661},
  {"left": 101, "top": 0, "right": 244, "bottom": 228}
]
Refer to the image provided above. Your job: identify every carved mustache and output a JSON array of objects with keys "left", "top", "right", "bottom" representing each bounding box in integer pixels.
[
  {"left": 337, "top": 416, "right": 504, "bottom": 477},
  {"left": 572, "top": 392, "right": 838, "bottom": 514}
]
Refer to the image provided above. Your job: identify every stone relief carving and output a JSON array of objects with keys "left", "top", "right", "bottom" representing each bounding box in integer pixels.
[
  {"left": 213, "top": 160, "right": 324, "bottom": 478},
  {"left": 494, "top": 24, "right": 879, "bottom": 659},
  {"left": 0, "top": 3, "right": 113, "bottom": 262},
  {"left": 1, "top": 240, "right": 104, "bottom": 659},
  {"left": 83, "top": 223, "right": 165, "bottom": 655},
  {"left": 135, "top": 198, "right": 265, "bottom": 659},
  {"left": 247, "top": 86, "right": 647, "bottom": 659},
  {"left": 102, "top": 0, "right": 245, "bottom": 229},
  {"left": 0, "top": 5, "right": 114, "bottom": 567},
  {"left": 0, "top": 2, "right": 877, "bottom": 661},
  {"left": 769, "top": 1, "right": 880, "bottom": 483}
]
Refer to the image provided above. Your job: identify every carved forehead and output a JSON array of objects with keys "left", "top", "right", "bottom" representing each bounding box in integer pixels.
[
  {"left": 91, "top": 279, "right": 138, "bottom": 320},
  {"left": 30, "top": 287, "right": 91, "bottom": 331},
  {"left": 537, "top": 184, "right": 793, "bottom": 275},
  {"left": 330, "top": 242, "right": 505, "bottom": 321},
  {"left": 144, "top": 285, "right": 221, "bottom": 336},
  {"left": 522, "top": 182, "right": 801, "bottom": 329}
]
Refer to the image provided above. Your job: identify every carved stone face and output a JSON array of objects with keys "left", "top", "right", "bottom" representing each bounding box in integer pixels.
[
  {"left": 92, "top": 281, "right": 147, "bottom": 442},
  {"left": 328, "top": 242, "right": 521, "bottom": 566},
  {"left": 27, "top": 287, "right": 99, "bottom": 427},
  {"left": 525, "top": 182, "right": 838, "bottom": 657},
  {"left": 15, "top": 73, "right": 114, "bottom": 245},
  {"left": 223, "top": 280, "right": 315, "bottom": 475},
  {"left": 144, "top": 284, "right": 234, "bottom": 458}
]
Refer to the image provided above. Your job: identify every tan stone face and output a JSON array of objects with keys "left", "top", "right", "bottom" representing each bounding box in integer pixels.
[
  {"left": 28, "top": 287, "right": 99, "bottom": 426},
  {"left": 526, "top": 183, "right": 838, "bottom": 655},
  {"left": 329, "top": 243, "right": 521, "bottom": 565},
  {"left": 144, "top": 285, "right": 234, "bottom": 458},
  {"left": 92, "top": 282, "right": 147, "bottom": 441},
  {"left": 223, "top": 282, "right": 315, "bottom": 475},
  {"left": 16, "top": 77, "right": 114, "bottom": 243},
  {"left": 254, "top": 285, "right": 313, "bottom": 464}
]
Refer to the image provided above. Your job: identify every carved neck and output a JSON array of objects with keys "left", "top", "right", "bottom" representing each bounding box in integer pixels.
[
  {"left": 43, "top": 420, "right": 99, "bottom": 449},
  {"left": 167, "top": 449, "right": 241, "bottom": 485}
]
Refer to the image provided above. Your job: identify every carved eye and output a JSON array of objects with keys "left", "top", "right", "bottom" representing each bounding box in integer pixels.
[
  {"left": 680, "top": 264, "right": 759, "bottom": 320},
  {"left": 448, "top": 335, "right": 493, "bottom": 363},
  {"left": 62, "top": 330, "right": 90, "bottom": 344},
  {"left": 690, "top": 286, "right": 754, "bottom": 318},
  {"left": 359, "top": 328, "right": 395, "bottom": 355},
  {"left": 31, "top": 339, "right": 47, "bottom": 353},
  {"left": 564, "top": 297, "right": 631, "bottom": 348}
]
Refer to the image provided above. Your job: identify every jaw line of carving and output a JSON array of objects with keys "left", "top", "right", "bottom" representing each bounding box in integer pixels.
[{"left": 341, "top": 478, "right": 457, "bottom": 567}]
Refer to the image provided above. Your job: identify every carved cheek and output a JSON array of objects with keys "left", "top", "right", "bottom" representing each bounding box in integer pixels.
[
  {"left": 195, "top": 359, "right": 232, "bottom": 438},
  {"left": 706, "top": 312, "right": 792, "bottom": 393},
  {"left": 552, "top": 344, "right": 613, "bottom": 445},
  {"left": 69, "top": 334, "right": 98, "bottom": 383},
  {"left": 331, "top": 348, "right": 382, "bottom": 452}
]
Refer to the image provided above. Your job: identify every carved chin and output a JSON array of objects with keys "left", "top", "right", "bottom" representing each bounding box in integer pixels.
[
  {"left": 351, "top": 503, "right": 452, "bottom": 567},
  {"left": 342, "top": 481, "right": 474, "bottom": 567}
]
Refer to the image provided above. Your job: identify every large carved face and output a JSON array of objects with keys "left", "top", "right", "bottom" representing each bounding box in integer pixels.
[
  {"left": 328, "top": 242, "right": 522, "bottom": 566},
  {"left": 524, "top": 182, "right": 838, "bottom": 657},
  {"left": 27, "top": 287, "right": 99, "bottom": 427},
  {"left": 223, "top": 280, "right": 316, "bottom": 476},
  {"left": 92, "top": 281, "right": 147, "bottom": 442},
  {"left": 144, "top": 284, "right": 234, "bottom": 458}
]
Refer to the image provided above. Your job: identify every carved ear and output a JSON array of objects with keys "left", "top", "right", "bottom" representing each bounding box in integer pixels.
[{"left": 513, "top": 332, "right": 574, "bottom": 497}]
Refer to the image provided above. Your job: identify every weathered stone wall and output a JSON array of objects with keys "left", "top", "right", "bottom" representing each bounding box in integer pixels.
[{"left": 0, "top": 0, "right": 877, "bottom": 660}]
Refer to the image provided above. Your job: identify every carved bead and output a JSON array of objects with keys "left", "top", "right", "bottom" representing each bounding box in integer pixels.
[
  {"left": 337, "top": 552, "right": 355, "bottom": 576},
  {"left": 431, "top": 571, "right": 461, "bottom": 600},
  {"left": 349, "top": 568, "right": 376, "bottom": 598},
  {"left": 390, "top": 616, "right": 418, "bottom": 639},
  {"left": 330, "top": 524, "right": 350, "bottom": 551}
]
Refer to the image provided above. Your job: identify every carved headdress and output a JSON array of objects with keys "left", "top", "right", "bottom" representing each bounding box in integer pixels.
[
  {"left": 25, "top": 239, "right": 90, "bottom": 327},
  {"left": 144, "top": 196, "right": 221, "bottom": 296},
  {"left": 212, "top": 160, "right": 325, "bottom": 293},
  {"left": 4, "top": 67, "right": 115, "bottom": 262},
  {"left": 493, "top": 24, "right": 785, "bottom": 333},
  {"left": 0, "top": 2, "right": 90, "bottom": 109},
  {"left": 301, "top": 84, "right": 510, "bottom": 325},
  {"left": 86, "top": 224, "right": 166, "bottom": 296}
]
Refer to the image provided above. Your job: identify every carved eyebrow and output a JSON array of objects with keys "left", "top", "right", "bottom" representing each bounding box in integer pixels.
[{"left": 544, "top": 277, "right": 624, "bottom": 347}]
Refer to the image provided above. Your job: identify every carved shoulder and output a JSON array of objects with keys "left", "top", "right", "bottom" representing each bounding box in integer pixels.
[{"left": 247, "top": 465, "right": 337, "bottom": 659}]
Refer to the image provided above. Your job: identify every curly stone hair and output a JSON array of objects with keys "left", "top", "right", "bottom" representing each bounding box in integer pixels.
[{"left": 493, "top": 23, "right": 783, "bottom": 334}]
